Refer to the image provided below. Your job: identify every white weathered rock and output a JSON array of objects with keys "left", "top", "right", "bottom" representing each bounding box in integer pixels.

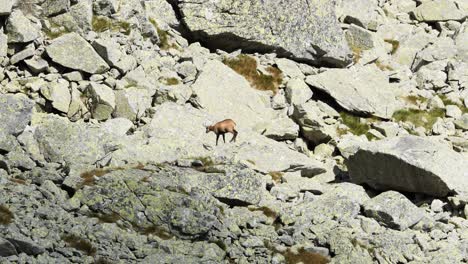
[
  {"left": 87, "top": 83, "right": 115, "bottom": 121},
  {"left": 114, "top": 88, "right": 153, "bottom": 121},
  {"left": 24, "top": 57, "right": 49, "bottom": 74},
  {"left": 363, "top": 191, "right": 425, "bottom": 230},
  {"left": 92, "top": 38, "right": 122, "bottom": 66},
  {"left": 454, "top": 114, "right": 468, "bottom": 130},
  {"left": 46, "top": 33, "right": 110, "bottom": 74},
  {"left": 415, "top": 61, "right": 448, "bottom": 90},
  {"left": 306, "top": 65, "right": 403, "bottom": 118},
  {"left": 285, "top": 78, "right": 313, "bottom": 106},
  {"left": 0, "top": 93, "right": 34, "bottom": 137},
  {"left": 48, "top": 0, "right": 92, "bottom": 34},
  {"left": 191, "top": 60, "right": 276, "bottom": 131},
  {"left": 412, "top": 0, "right": 466, "bottom": 22},
  {"left": 345, "top": 24, "right": 387, "bottom": 65},
  {"left": 0, "top": 0, "right": 14, "bottom": 15},
  {"left": 446, "top": 105, "right": 462, "bottom": 119},
  {"left": 143, "top": 0, "right": 179, "bottom": 28},
  {"left": 275, "top": 58, "right": 304, "bottom": 79},
  {"left": 292, "top": 101, "right": 339, "bottom": 145},
  {"left": 261, "top": 115, "right": 299, "bottom": 141},
  {"left": 0, "top": 31, "right": 7, "bottom": 57},
  {"left": 432, "top": 118, "right": 456, "bottom": 136},
  {"left": 10, "top": 43, "right": 35, "bottom": 64},
  {"left": 336, "top": 0, "right": 381, "bottom": 30},
  {"left": 101, "top": 118, "right": 133, "bottom": 136},
  {"left": 48, "top": 81, "right": 71, "bottom": 113},
  {"left": 348, "top": 135, "right": 468, "bottom": 197},
  {"left": 412, "top": 37, "right": 457, "bottom": 71},
  {"left": 6, "top": 10, "right": 41, "bottom": 43}
]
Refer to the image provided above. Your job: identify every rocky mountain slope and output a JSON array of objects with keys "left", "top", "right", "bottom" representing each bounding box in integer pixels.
[{"left": 0, "top": 0, "right": 467, "bottom": 263}]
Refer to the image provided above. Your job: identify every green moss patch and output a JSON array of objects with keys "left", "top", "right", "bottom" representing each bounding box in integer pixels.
[
  {"left": 222, "top": 54, "right": 283, "bottom": 94},
  {"left": 392, "top": 108, "right": 445, "bottom": 131},
  {"left": 439, "top": 94, "right": 468, "bottom": 114},
  {"left": 338, "top": 112, "right": 379, "bottom": 140},
  {"left": 92, "top": 16, "right": 131, "bottom": 35},
  {"left": 0, "top": 205, "right": 14, "bottom": 225},
  {"left": 163, "top": 77, "right": 180, "bottom": 86},
  {"left": 148, "top": 18, "right": 178, "bottom": 50}
]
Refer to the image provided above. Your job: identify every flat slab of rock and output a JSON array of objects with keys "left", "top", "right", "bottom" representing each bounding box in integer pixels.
[
  {"left": 412, "top": 0, "right": 466, "bottom": 22},
  {"left": 111, "top": 103, "right": 325, "bottom": 177},
  {"left": 348, "top": 136, "right": 468, "bottom": 197},
  {"left": 363, "top": 191, "right": 424, "bottom": 230},
  {"left": 305, "top": 65, "right": 403, "bottom": 118},
  {"left": 0, "top": 94, "right": 34, "bottom": 136},
  {"left": 46, "top": 33, "right": 109, "bottom": 74},
  {"left": 178, "top": 0, "right": 352, "bottom": 66}
]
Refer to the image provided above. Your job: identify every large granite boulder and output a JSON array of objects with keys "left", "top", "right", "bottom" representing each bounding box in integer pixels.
[
  {"left": 178, "top": 0, "right": 352, "bottom": 66},
  {"left": 46, "top": 33, "right": 109, "bottom": 74},
  {"left": 348, "top": 136, "right": 468, "bottom": 197},
  {"left": 0, "top": 94, "right": 34, "bottom": 137},
  {"left": 305, "top": 65, "right": 403, "bottom": 118}
]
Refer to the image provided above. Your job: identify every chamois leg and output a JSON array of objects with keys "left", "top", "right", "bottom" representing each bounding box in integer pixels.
[
  {"left": 222, "top": 133, "right": 226, "bottom": 143},
  {"left": 216, "top": 134, "right": 220, "bottom": 146},
  {"left": 230, "top": 130, "right": 238, "bottom": 142}
]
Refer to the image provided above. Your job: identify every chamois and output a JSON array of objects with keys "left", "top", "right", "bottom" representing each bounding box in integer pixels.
[{"left": 205, "top": 119, "right": 238, "bottom": 146}]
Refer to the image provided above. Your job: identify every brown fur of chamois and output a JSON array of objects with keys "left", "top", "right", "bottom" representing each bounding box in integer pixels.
[{"left": 205, "top": 119, "right": 238, "bottom": 146}]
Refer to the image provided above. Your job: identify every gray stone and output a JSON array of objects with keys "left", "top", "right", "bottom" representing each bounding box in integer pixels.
[
  {"left": 363, "top": 191, "right": 425, "bottom": 230},
  {"left": 0, "top": 94, "right": 34, "bottom": 136},
  {"left": 92, "top": 38, "right": 122, "bottom": 66},
  {"left": 412, "top": 37, "right": 458, "bottom": 71},
  {"left": 114, "top": 88, "right": 153, "bottom": 121},
  {"left": 46, "top": 33, "right": 109, "bottom": 74},
  {"left": 431, "top": 199, "right": 446, "bottom": 213},
  {"left": 292, "top": 101, "right": 338, "bottom": 145},
  {"left": 10, "top": 43, "right": 35, "bottom": 64},
  {"left": 178, "top": 0, "right": 352, "bottom": 66},
  {"left": 454, "top": 113, "right": 468, "bottom": 131},
  {"left": 48, "top": 0, "right": 93, "bottom": 34},
  {"left": 87, "top": 83, "right": 115, "bottom": 121},
  {"left": 348, "top": 136, "right": 468, "bottom": 197},
  {"left": 24, "top": 57, "right": 49, "bottom": 74},
  {"left": 285, "top": 78, "right": 313, "bottom": 106},
  {"left": 262, "top": 116, "right": 299, "bottom": 141},
  {"left": 101, "top": 118, "right": 133, "bottom": 136},
  {"left": 305, "top": 65, "right": 402, "bottom": 118},
  {"left": 446, "top": 105, "right": 462, "bottom": 119},
  {"left": 336, "top": 0, "right": 381, "bottom": 30},
  {"left": 432, "top": 118, "right": 456, "bottom": 136},
  {"left": 0, "top": 31, "right": 7, "bottom": 57},
  {"left": 275, "top": 58, "right": 304, "bottom": 79},
  {"left": 412, "top": 0, "right": 466, "bottom": 22},
  {"left": 48, "top": 81, "right": 71, "bottom": 113},
  {"left": 6, "top": 10, "right": 41, "bottom": 43},
  {"left": 0, "top": 238, "right": 17, "bottom": 257},
  {"left": 42, "top": 0, "right": 70, "bottom": 17},
  {"left": 0, "top": 0, "right": 14, "bottom": 15},
  {"left": 143, "top": 0, "right": 179, "bottom": 28},
  {"left": 5, "top": 238, "right": 45, "bottom": 256}
]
